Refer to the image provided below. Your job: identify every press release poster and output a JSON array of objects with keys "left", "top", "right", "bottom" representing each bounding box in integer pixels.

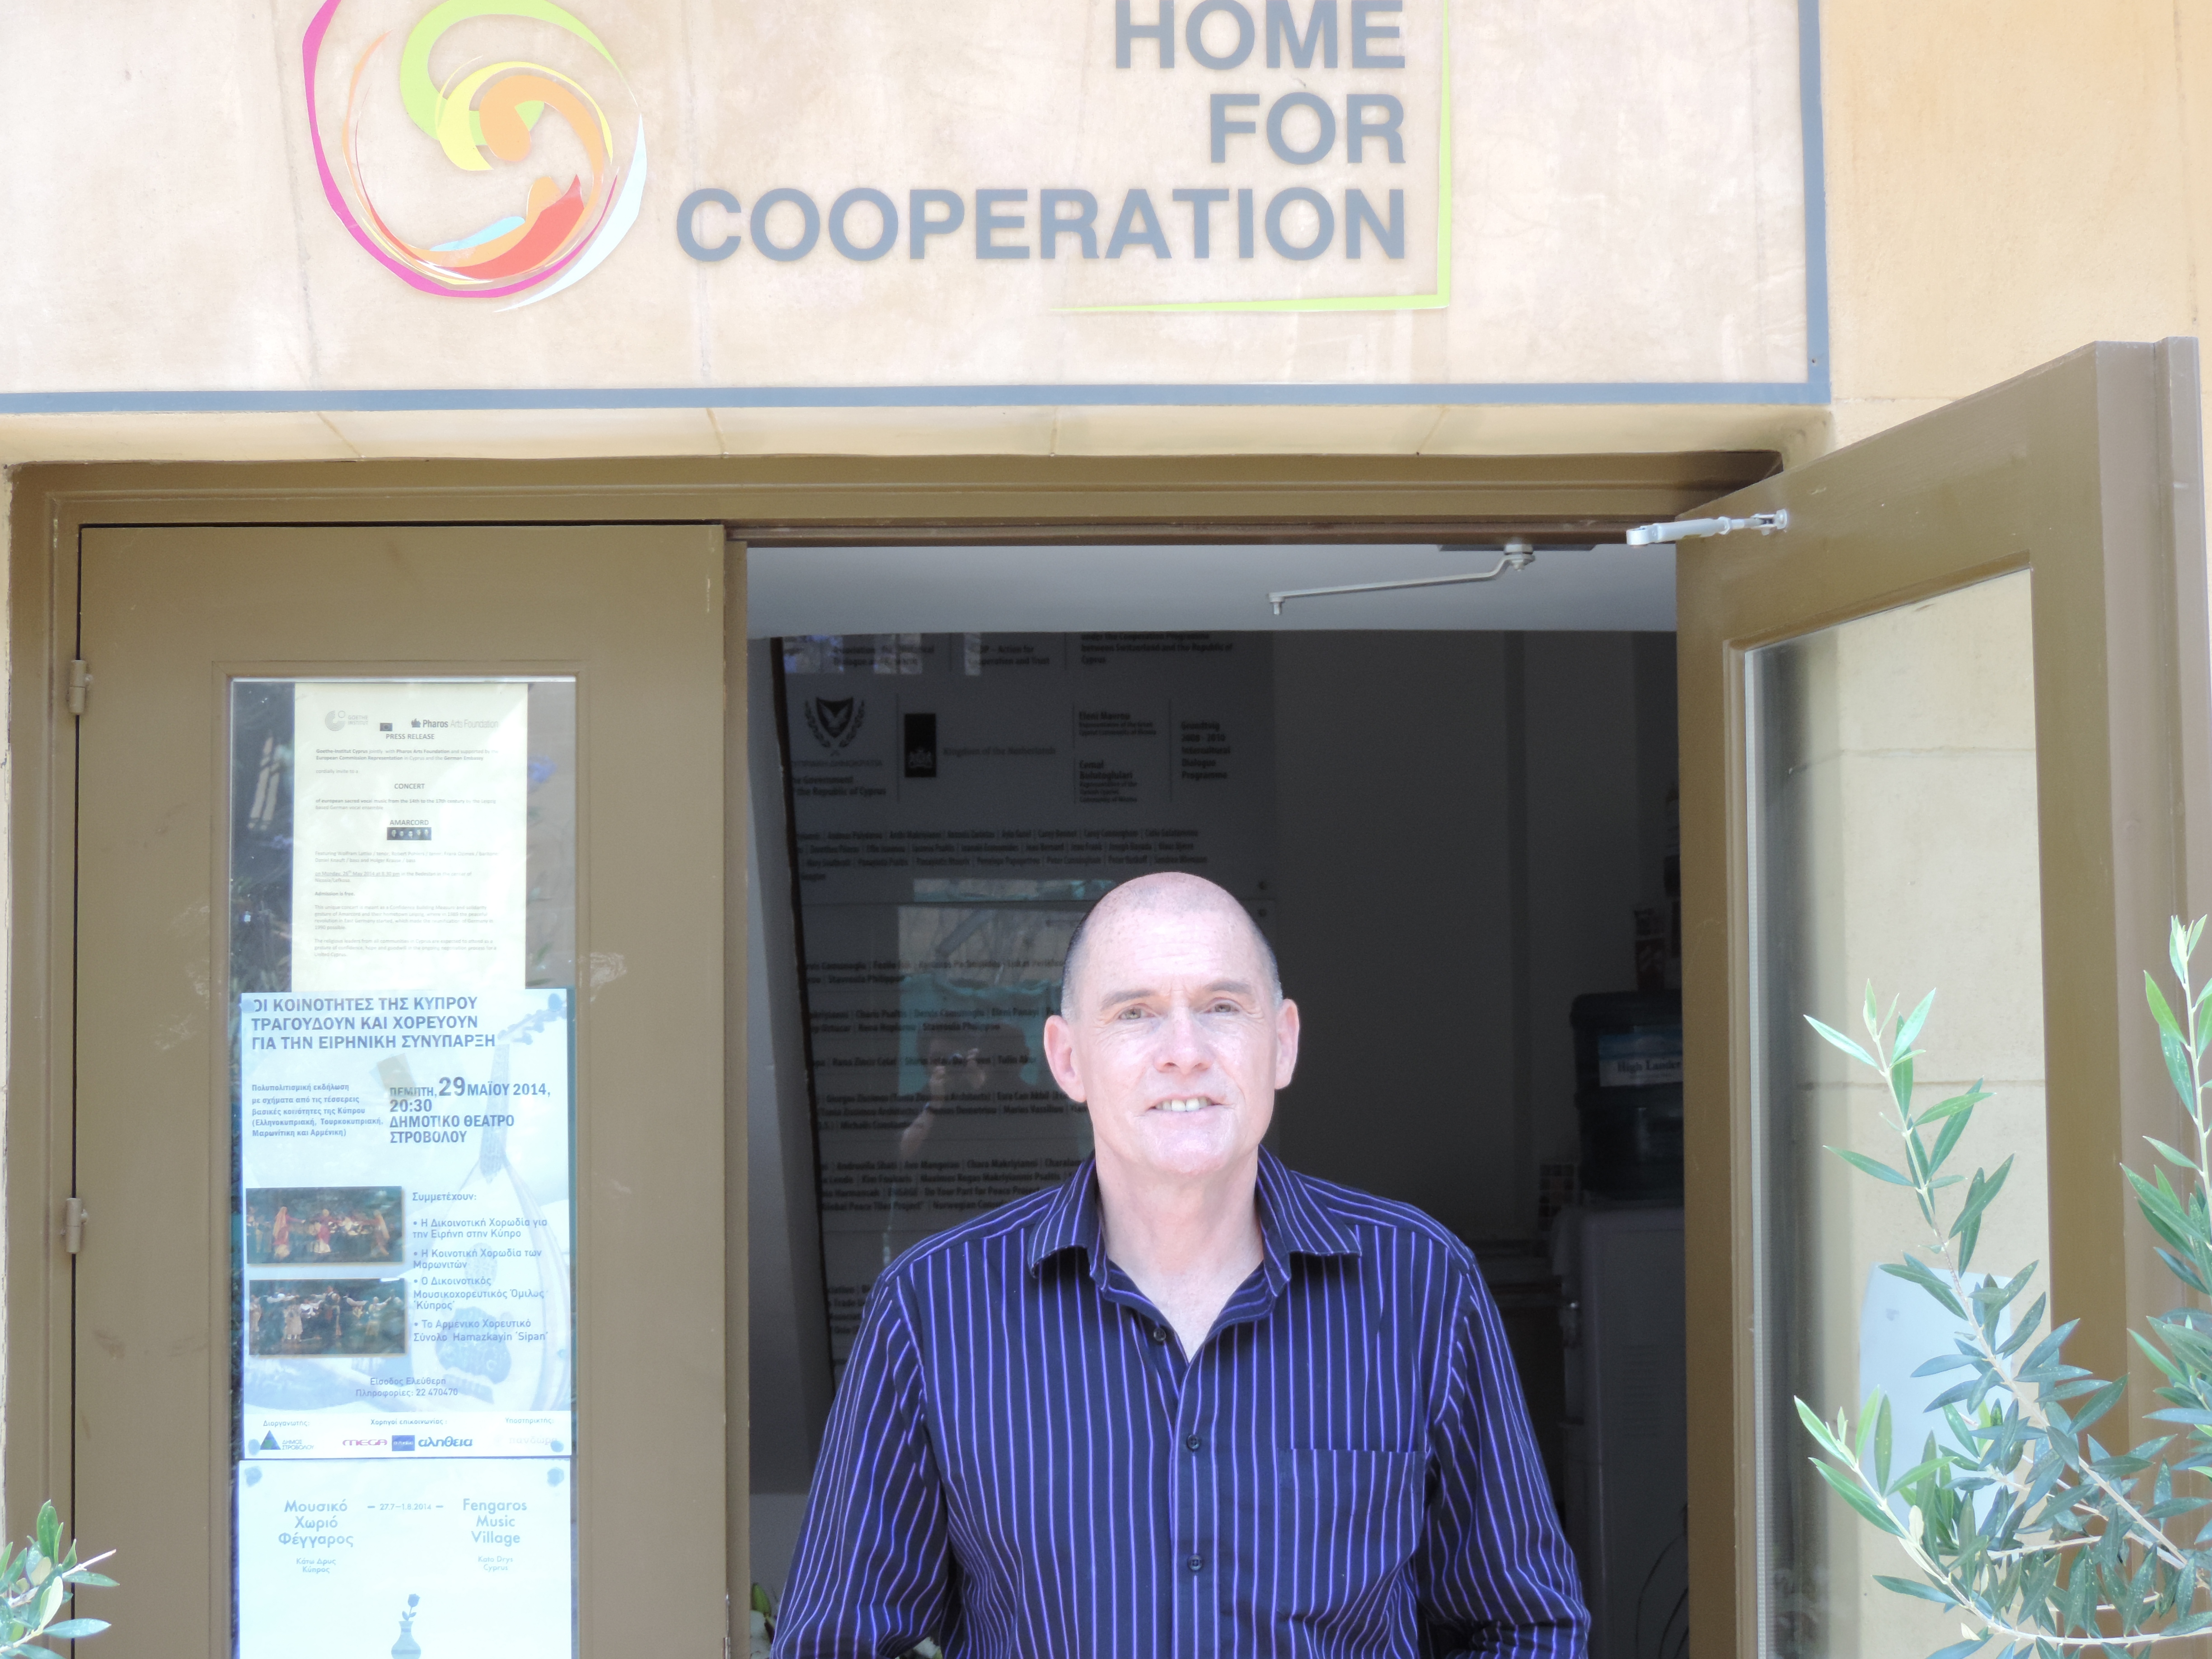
[
  {"left": 290, "top": 681, "right": 529, "bottom": 991},
  {"left": 781, "top": 633, "right": 1275, "bottom": 1359}
]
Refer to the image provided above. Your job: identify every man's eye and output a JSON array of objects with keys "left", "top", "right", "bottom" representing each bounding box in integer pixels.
[{"left": 1115, "top": 1006, "right": 1150, "bottom": 1020}]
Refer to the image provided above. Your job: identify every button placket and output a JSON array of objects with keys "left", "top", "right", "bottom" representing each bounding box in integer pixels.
[
  {"left": 1173, "top": 1340, "right": 1217, "bottom": 1659},
  {"left": 1125, "top": 1298, "right": 1204, "bottom": 1657}
]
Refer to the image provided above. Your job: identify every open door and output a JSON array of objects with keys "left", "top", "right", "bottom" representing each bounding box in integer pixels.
[{"left": 1678, "top": 341, "right": 2212, "bottom": 1658}]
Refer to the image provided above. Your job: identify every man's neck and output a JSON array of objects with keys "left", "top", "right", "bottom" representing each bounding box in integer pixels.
[{"left": 1094, "top": 1150, "right": 1265, "bottom": 1356}]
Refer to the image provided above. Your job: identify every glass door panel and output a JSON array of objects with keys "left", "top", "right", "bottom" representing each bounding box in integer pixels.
[{"left": 1745, "top": 574, "right": 2049, "bottom": 1655}]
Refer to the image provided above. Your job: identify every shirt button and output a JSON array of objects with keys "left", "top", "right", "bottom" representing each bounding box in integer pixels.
[
  {"left": 1185, "top": 1434, "right": 1203, "bottom": 1452},
  {"left": 1187, "top": 1555, "right": 1204, "bottom": 1574},
  {"left": 1148, "top": 1323, "right": 1168, "bottom": 1344}
]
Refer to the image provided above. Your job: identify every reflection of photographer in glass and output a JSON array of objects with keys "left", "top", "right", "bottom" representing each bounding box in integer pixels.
[
  {"left": 896, "top": 1022, "right": 1029, "bottom": 1163},
  {"left": 883, "top": 1024, "right": 1022, "bottom": 1265},
  {"left": 884, "top": 1019, "right": 1093, "bottom": 1266}
]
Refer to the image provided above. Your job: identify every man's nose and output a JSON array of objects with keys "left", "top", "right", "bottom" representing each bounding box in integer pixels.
[{"left": 1153, "top": 1005, "right": 1214, "bottom": 1068}]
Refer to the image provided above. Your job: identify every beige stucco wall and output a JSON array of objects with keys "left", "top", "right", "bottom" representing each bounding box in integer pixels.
[
  {"left": 1824, "top": 0, "right": 2212, "bottom": 452},
  {"left": 0, "top": 0, "right": 1818, "bottom": 463}
]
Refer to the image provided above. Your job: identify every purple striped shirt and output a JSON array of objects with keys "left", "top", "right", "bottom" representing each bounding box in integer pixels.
[{"left": 776, "top": 1149, "right": 1589, "bottom": 1658}]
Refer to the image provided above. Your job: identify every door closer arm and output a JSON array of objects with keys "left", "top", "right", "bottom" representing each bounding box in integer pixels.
[
  {"left": 1263, "top": 512, "right": 1788, "bottom": 614},
  {"left": 1267, "top": 540, "right": 1536, "bottom": 615},
  {"left": 1624, "top": 510, "right": 1788, "bottom": 545}
]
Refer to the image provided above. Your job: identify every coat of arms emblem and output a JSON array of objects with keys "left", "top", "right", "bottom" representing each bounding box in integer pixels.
[{"left": 804, "top": 696, "right": 866, "bottom": 750}]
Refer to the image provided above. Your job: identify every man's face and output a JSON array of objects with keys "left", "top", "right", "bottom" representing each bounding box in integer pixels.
[{"left": 1043, "top": 898, "right": 1298, "bottom": 1185}]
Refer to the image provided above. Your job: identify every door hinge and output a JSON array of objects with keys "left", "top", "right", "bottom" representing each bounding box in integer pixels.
[
  {"left": 64, "top": 1196, "right": 87, "bottom": 1254},
  {"left": 66, "top": 660, "right": 91, "bottom": 717}
]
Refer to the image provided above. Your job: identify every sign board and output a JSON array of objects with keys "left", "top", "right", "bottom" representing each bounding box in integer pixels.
[
  {"left": 0, "top": 0, "right": 1819, "bottom": 405},
  {"left": 782, "top": 632, "right": 1275, "bottom": 1359}
]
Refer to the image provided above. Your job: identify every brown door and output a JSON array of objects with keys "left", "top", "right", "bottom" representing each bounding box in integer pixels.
[
  {"left": 1676, "top": 340, "right": 2212, "bottom": 1657},
  {"left": 66, "top": 524, "right": 736, "bottom": 1657}
]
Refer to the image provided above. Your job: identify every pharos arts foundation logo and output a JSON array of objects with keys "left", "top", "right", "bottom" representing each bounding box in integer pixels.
[{"left": 302, "top": 0, "right": 647, "bottom": 308}]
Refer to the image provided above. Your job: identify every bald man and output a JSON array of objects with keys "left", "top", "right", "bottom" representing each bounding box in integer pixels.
[{"left": 778, "top": 873, "right": 1588, "bottom": 1658}]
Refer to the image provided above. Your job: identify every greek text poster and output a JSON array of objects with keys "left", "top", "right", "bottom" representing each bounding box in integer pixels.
[
  {"left": 239, "top": 986, "right": 574, "bottom": 1460},
  {"left": 290, "top": 681, "right": 529, "bottom": 991}
]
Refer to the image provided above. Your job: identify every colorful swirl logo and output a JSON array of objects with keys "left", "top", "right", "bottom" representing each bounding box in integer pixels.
[{"left": 302, "top": 0, "right": 646, "bottom": 307}]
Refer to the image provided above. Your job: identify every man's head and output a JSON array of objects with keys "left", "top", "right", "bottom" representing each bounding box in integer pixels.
[{"left": 1043, "top": 873, "right": 1298, "bottom": 1188}]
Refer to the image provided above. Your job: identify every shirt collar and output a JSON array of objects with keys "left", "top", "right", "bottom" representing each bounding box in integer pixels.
[
  {"left": 1026, "top": 1157, "right": 1109, "bottom": 1281},
  {"left": 1255, "top": 1148, "right": 1363, "bottom": 1261},
  {"left": 1024, "top": 1147, "right": 1362, "bottom": 1283}
]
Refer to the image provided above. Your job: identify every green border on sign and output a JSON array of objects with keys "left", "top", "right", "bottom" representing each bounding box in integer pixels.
[{"left": 1064, "top": 5, "right": 1453, "bottom": 314}]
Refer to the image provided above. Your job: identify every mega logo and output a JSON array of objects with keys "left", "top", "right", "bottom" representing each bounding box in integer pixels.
[{"left": 302, "top": 0, "right": 646, "bottom": 307}]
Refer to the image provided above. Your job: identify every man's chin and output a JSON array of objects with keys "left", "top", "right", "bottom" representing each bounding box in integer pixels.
[{"left": 1123, "top": 1119, "right": 1255, "bottom": 1179}]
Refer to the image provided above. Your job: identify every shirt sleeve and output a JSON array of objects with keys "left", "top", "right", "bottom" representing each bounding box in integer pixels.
[
  {"left": 773, "top": 1273, "right": 955, "bottom": 1659},
  {"left": 1415, "top": 1269, "right": 1591, "bottom": 1659}
]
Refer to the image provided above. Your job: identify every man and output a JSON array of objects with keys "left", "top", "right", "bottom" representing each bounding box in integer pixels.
[{"left": 778, "top": 872, "right": 1588, "bottom": 1657}]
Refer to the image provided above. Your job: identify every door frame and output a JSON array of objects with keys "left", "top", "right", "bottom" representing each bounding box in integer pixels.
[
  {"left": 3, "top": 449, "right": 1780, "bottom": 1640},
  {"left": 1676, "top": 340, "right": 2212, "bottom": 1659}
]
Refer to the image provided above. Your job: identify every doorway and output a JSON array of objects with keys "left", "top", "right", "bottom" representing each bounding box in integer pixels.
[
  {"left": 739, "top": 539, "right": 1693, "bottom": 1659},
  {"left": 11, "top": 451, "right": 1767, "bottom": 1659}
]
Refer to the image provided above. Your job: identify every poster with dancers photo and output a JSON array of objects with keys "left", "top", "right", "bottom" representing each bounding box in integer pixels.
[
  {"left": 238, "top": 984, "right": 573, "bottom": 1461},
  {"left": 246, "top": 1186, "right": 404, "bottom": 1266},
  {"left": 247, "top": 1277, "right": 408, "bottom": 1357}
]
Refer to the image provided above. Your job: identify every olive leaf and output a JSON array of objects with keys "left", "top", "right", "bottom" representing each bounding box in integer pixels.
[
  {"left": 1800, "top": 918, "right": 2212, "bottom": 1655},
  {"left": 0, "top": 1504, "right": 113, "bottom": 1659}
]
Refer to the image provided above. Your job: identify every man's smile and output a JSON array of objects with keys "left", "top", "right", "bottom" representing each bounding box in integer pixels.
[{"left": 1150, "top": 1095, "right": 1221, "bottom": 1114}]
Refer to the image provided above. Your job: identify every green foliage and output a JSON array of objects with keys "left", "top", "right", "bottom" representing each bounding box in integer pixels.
[
  {"left": 1803, "top": 917, "right": 2212, "bottom": 1656},
  {"left": 0, "top": 1501, "right": 113, "bottom": 1659}
]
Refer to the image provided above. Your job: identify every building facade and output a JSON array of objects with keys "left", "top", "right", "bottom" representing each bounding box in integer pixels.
[{"left": 5, "top": 2, "right": 2212, "bottom": 1656}]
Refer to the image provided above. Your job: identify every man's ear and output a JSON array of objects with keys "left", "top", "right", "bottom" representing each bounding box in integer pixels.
[
  {"left": 1273, "top": 998, "right": 1301, "bottom": 1091},
  {"left": 1042, "top": 1012, "right": 1087, "bottom": 1102}
]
